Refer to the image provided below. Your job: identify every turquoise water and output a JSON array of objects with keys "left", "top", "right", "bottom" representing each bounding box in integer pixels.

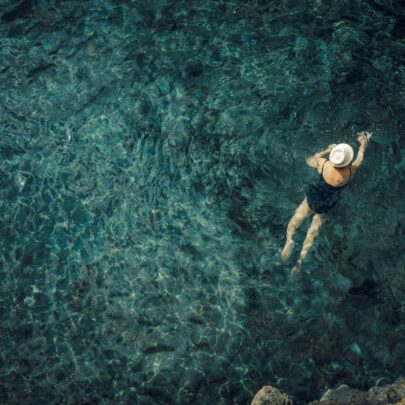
[{"left": 0, "top": 0, "right": 404, "bottom": 403}]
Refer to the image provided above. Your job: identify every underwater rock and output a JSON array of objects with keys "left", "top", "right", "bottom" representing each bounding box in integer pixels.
[
  {"left": 251, "top": 385, "right": 292, "bottom": 405},
  {"left": 252, "top": 377, "right": 405, "bottom": 404},
  {"left": 316, "top": 377, "right": 405, "bottom": 405},
  {"left": 365, "top": 377, "right": 405, "bottom": 404},
  {"left": 316, "top": 384, "right": 367, "bottom": 404}
]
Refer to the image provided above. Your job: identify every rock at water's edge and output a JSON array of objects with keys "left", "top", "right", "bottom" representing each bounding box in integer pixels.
[
  {"left": 252, "top": 377, "right": 405, "bottom": 404},
  {"left": 251, "top": 385, "right": 293, "bottom": 405}
]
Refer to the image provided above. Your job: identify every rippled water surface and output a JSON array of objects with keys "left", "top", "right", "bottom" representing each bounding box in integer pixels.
[{"left": 0, "top": 0, "right": 404, "bottom": 403}]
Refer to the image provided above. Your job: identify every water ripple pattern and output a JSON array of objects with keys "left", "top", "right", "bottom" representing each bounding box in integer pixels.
[{"left": 0, "top": 0, "right": 404, "bottom": 404}]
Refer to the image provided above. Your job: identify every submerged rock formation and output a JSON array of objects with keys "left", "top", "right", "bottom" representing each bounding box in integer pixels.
[
  {"left": 252, "top": 377, "right": 405, "bottom": 405},
  {"left": 251, "top": 385, "right": 293, "bottom": 405}
]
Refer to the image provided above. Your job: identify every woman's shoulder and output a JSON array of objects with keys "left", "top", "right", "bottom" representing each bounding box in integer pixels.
[{"left": 316, "top": 158, "right": 328, "bottom": 174}]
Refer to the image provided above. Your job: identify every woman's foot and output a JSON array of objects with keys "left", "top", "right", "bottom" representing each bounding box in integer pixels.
[
  {"left": 281, "top": 240, "right": 295, "bottom": 260},
  {"left": 291, "top": 259, "right": 302, "bottom": 276}
]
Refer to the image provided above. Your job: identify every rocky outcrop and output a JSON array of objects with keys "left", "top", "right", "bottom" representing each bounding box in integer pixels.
[
  {"left": 252, "top": 377, "right": 405, "bottom": 405},
  {"left": 251, "top": 385, "right": 293, "bottom": 405}
]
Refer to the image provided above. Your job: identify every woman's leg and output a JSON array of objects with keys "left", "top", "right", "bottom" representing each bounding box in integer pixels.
[
  {"left": 282, "top": 198, "right": 312, "bottom": 259},
  {"left": 291, "top": 213, "right": 326, "bottom": 275}
]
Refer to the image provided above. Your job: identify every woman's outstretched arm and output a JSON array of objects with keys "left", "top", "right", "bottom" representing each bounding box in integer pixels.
[
  {"left": 351, "top": 132, "right": 370, "bottom": 173},
  {"left": 306, "top": 144, "right": 337, "bottom": 168}
]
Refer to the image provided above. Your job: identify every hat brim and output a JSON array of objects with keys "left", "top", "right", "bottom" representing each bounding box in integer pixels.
[{"left": 330, "top": 144, "right": 354, "bottom": 167}]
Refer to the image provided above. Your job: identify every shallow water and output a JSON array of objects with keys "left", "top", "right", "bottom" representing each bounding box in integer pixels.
[{"left": 0, "top": 0, "right": 404, "bottom": 403}]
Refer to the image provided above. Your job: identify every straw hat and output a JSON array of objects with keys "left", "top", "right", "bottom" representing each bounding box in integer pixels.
[{"left": 329, "top": 144, "right": 354, "bottom": 167}]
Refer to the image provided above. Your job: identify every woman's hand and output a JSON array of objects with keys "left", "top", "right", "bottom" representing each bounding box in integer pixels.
[
  {"left": 357, "top": 132, "right": 371, "bottom": 145},
  {"left": 328, "top": 144, "right": 337, "bottom": 150}
]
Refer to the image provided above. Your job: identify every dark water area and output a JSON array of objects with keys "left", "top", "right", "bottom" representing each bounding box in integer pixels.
[{"left": 0, "top": 0, "right": 404, "bottom": 404}]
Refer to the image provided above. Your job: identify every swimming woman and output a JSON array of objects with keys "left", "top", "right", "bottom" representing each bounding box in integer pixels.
[{"left": 281, "top": 132, "right": 370, "bottom": 275}]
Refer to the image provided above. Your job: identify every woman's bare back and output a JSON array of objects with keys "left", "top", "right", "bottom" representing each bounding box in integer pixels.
[{"left": 317, "top": 158, "right": 351, "bottom": 187}]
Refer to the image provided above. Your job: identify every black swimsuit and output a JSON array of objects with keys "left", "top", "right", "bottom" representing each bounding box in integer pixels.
[{"left": 306, "top": 160, "right": 352, "bottom": 214}]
